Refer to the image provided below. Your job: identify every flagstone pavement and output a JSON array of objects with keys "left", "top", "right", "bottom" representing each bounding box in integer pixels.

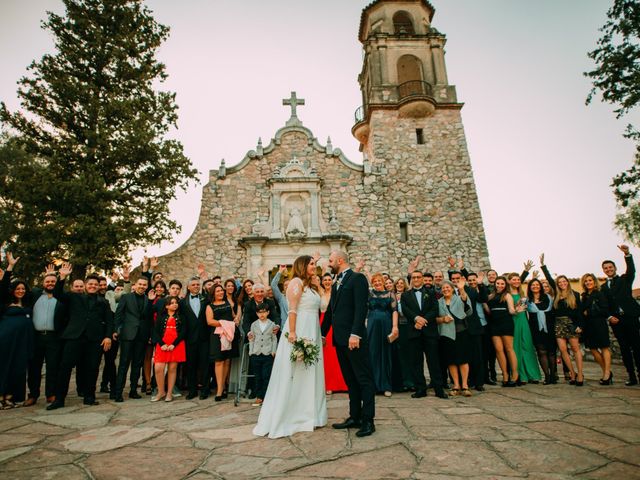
[{"left": 1, "top": 361, "right": 639, "bottom": 479}]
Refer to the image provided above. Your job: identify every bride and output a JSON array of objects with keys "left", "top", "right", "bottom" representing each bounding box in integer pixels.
[{"left": 253, "top": 255, "right": 328, "bottom": 438}]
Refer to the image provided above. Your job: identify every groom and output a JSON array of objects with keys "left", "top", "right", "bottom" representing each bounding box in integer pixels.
[{"left": 322, "top": 251, "right": 375, "bottom": 437}]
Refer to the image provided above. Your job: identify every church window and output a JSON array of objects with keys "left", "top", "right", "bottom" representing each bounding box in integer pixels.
[
  {"left": 393, "top": 11, "right": 415, "bottom": 35},
  {"left": 399, "top": 222, "right": 409, "bottom": 242},
  {"left": 397, "top": 55, "right": 424, "bottom": 97},
  {"left": 416, "top": 128, "right": 424, "bottom": 145}
]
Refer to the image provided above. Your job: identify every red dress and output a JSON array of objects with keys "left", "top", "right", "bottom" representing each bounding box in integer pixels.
[
  {"left": 154, "top": 316, "right": 186, "bottom": 363},
  {"left": 321, "top": 311, "right": 348, "bottom": 392}
]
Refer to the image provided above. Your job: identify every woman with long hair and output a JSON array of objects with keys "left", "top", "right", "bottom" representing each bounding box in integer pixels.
[
  {"left": 541, "top": 257, "right": 584, "bottom": 386},
  {"left": 237, "top": 279, "right": 254, "bottom": 306},
  {"left": 581, "top": 274, "right": 613, "bottom": 385},
  {"left": 0, "top": 253, "right": 34, "bottom": 408},
  {"left": 508, "top": 273, "right": 541, "bottom": 384},
  {"left": 206, "top": 284, "right": 236, "bottom": 401},
  {"left": 487, "top": 276, "right": 523, "bottom": 386},
  {"left": 151, "top": 296, "right": 186, "bottom": 402},
  {"left": 223, "top": 278, "right": 242, "bottom": 395},
  {"left": 526, "top": 278, "right": 557, "bottom": 384},
  {"left": 254, "top": 255, "right": 327, "bottom": 438},
  {"left": 394, "top": 277, "right": 414, "bottom": 391},
  {"left": 367, "top": 272, "right": 399, "bottom": 397},
  {"left": 144, "top": 280, "right": 166, "bottom": 395},
  {"left": 318, "top": 272, "right": 347, "bottom": 394}
]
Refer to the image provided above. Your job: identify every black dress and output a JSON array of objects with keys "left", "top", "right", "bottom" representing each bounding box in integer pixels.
[
  {"left": 581, "top": 290, "right": 611, "bottom": 349},
  {"left": 0, "top": 305, "right": 34, "bottom": 402},
  {"left": 527, "top": 295, "right": 556, "bottom": 350},
  {"left": 441, "top": 305, "right": 471, "bottom": 366},
  {"left": 209, "top": 301, "right": 239, "bottom": 361},
  {"left": 487, "top": 296, "right": 514, "bottom": 337}
]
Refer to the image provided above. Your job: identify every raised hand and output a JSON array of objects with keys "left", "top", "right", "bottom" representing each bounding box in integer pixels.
[
  {"left": 110, "top": 270, "right": 119, "bottom": 282},
  {"left": 618, "top": 244, "right": 630, "bottom": 255},
  {"left": 150, "top": 256, "right": 159, "bottom": 269},
  {"left": 532, "top": 270, "right": 540, "bottom": 279},
  {"left": 539, "top": 253, "right": 545, "bottom": 266},
  {"left": 6, "top": 252, "right": 20, "bottom": 270},
  {"left": 197, "top": 263, "right": 206, "bottom": 278},
  {"left": 59, "top": 262, "right": 73, "bottom": 279},
  {"left": 148, "top": 289, "right": 157, "bottom": 301},
  {"left": 355, "top": 257, "right": 365, "bottom": 272},
  {"left": 523, "top": 259, "right": 534, "bottom": 272},
  {"left": 122, "top": 263, "right": 131, "bottom": 281},
  {"left": 279, "top": 264, "right": 287, "bottom": 274},
  {"left": 142, "top": 255, "right": 149, "bottom": 271},
  {"left": 447, "top": 256, "right": 456, "bottom": 269},
  {"left": 44, "top": 263, "right": 56, "bottom": 276},
  {"left": 477, "top": 271, "right": 485, "bottom": 283},
  {"left": 458, "top": 258, "right": 465, "bottom": 270},
  {"left": 408, "top": 255, "right": 420, "bottom": 273}
]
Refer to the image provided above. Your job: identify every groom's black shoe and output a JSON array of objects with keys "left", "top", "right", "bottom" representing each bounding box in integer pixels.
[
  {"left": 411, "top": 390, "right": 427, "bottom": 398},
  {"left": 355, "top": 420, "right": 375, "bottom": 437},
  {"left": 332, "top": 417, "right": 361, "bottom": 429},
  {"left": 435, "top": 389, "right": 449, "bottom": 399}
]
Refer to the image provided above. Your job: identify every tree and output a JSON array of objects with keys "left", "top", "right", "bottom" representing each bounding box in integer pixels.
[
  {"left": 0, "top": 0, "right": 198, "bottom": 280},
  {"left": 585, "top": 0, "right": 640, "bottom": 243}
]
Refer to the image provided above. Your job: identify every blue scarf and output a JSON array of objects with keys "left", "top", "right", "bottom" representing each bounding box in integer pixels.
[{"left": 527, "top": 294, "right": 553, "bottom": 333}]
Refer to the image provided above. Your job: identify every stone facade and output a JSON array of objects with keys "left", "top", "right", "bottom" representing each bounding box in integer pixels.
[{"left": 159, "top": 0, "right": 490, "bottom": 280}]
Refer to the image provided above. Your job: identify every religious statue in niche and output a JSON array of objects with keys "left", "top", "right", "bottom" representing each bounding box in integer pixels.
[{"left": 286, "top": 206, "right": 306, "bottom": 239}]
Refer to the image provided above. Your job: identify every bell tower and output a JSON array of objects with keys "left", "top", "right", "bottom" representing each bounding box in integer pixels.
[{"left": 353, "top": 0, "right": 490, "bottom": 271}]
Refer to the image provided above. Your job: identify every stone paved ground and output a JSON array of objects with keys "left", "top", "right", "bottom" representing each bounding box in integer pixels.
[{"left": 1, "top": 361, "right": 639, "bottom": 479}]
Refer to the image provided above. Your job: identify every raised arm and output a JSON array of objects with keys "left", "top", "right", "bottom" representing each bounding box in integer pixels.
[{"left": 539, "top": 254, "right": 556, "bottom": 291}]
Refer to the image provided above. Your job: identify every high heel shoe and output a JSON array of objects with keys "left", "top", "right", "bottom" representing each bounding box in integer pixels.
[
  {"left": 575, "top": 374, "right": 584, "bottom": 387},
  {"left": 599, "top": 373, "right": 613, "bottom": 385}
]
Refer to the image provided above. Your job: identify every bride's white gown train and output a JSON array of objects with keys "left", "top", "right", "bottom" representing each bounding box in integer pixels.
[{"left": 253, "top": 287, "right": 328, "bottom": 438}]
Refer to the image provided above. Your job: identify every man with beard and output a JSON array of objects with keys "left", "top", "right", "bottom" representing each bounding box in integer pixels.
[{"left": 23, "top": 267, "right": 66, "bottom": 406}]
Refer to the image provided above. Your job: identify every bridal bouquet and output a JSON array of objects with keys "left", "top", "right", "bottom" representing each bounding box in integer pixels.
[{"left": 284, "top": 333, "right": 320, "bottom": 368}]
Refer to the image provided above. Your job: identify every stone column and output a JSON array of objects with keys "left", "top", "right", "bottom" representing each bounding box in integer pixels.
[
  {"left": 431, "top": 44, "right": 448, "bottom": 85},
  {"left": 271, "top": 194, "right": 282, "bottom": 239},
  {"left": 247, "top": 243, "right": 265, "bottom": 279},
  {"left": 309, "top": 190, "right": 321, "bottom": 237},
  {"left": 378, "top": 45, "right": 388, "bottom": 85},
  {"left": 422, "top": 44, "right": 435, "bottom": 85}
]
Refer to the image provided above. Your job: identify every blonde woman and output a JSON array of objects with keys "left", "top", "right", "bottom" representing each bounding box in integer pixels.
[{"left": 542, "top": 259, "right": 584, "bottom": 386}]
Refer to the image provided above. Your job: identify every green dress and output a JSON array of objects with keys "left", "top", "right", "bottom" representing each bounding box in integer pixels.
[{"left": 512, "top": 294, "right": 542, "bottom": 382}]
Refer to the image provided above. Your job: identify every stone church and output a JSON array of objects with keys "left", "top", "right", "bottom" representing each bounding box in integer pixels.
[{"left": 160, "top": 0, "right": 490, "bottom": 280}]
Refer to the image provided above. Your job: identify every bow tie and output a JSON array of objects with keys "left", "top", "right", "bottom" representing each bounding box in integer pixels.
[
  {"left": 413, "top": 288, "right": 422, "bottom": 292},
  {"left": 190, "top": 295, "right": 199, "bottom": 299}
]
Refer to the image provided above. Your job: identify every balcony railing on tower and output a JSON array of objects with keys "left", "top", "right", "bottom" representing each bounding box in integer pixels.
[
  {"left": 354, "top": 105, "right": 365, "bottom": 123},
  {"left": 398, "top": 80, "right": 433, "bottom": 100}
]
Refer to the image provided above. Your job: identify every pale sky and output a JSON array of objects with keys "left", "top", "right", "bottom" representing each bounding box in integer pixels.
[{"left": 1, "top": 0, "right": 639, "bottom": 279}]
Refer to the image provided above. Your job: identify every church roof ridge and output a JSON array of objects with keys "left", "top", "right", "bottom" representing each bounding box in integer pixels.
[
  {"left": 358, "top": 0, "right": 436, "bottom": 42},
  {"left": 220, "top": 123, "right": 362, "bottom": 178}
]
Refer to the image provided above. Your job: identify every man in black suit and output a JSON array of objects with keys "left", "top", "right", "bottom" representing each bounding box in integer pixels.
[
  {"left": 113, "top": 276, "right": 152, "bottom": 401},
  {"left": 24, "top": 268, "right": 66, "bottom": 407},
  {"left": 47, "top": 264, "right": 113, "bottom": 410},
  {"left": 321, "top": 251, "right": 375, "bottom": 437},
  {"left": 401, "top": 270, "right": 448, "bottom": 399},
  {"left": 181, "top": 276, "right": 211, "bottom": 400},
  {"left": 601, "top": 244, "right": 640, "bottom": 386}
]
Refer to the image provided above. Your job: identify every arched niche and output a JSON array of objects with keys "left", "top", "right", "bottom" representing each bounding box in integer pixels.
[{"left": 393, "top": 11, "right": 415, "bottom": 35}]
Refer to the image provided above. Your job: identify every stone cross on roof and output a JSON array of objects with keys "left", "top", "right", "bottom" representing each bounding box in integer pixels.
[{"left": 283, "top": 91, "right": 305, "bottom": 126}]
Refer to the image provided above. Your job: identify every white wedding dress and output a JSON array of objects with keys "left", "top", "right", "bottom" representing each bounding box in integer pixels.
[{"left": 253, "top": 286, "right": 328, "bottom": 438}]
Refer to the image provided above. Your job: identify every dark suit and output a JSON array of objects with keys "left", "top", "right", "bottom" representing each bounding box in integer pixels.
[
  {"left": 400, "top": 287, "right": 445, "bottom": 394},
  {"left": 601, "top": 255, "right": 640, "bottom": 380},
  {"left": 181, "top": 295, "right": 211, "bottom": 395},
  {"left": 27, "top": 287, "right": 65, "bottom": 400},
  {"left": 321, "top": 269, "right": 375, "bottom": 422},
  {"left": 52, "top": 279, "right": 113, "bottom": 402},
  {"left": 114, "top": 292, "right": 152, "bottom": 396}
]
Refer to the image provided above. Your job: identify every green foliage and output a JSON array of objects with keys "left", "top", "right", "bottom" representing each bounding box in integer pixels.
[
  {"left": 0, "top": 0, "right": 198, "bottom": 281},
  {"left": 585, "top": 0, "right": 640, "bottom": 244}
]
